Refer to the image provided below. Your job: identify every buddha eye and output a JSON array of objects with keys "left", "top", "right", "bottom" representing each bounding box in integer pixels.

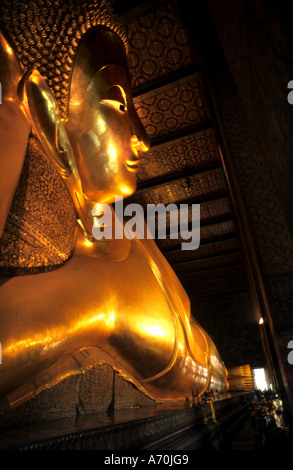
[
  {"left": 100, "top": 85, "right": 127, "bottom": 112},
  {"left": 100, "top": 99, "right": 127, "bottom": 112}
]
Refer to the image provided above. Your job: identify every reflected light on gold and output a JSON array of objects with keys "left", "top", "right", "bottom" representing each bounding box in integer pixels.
[
  {"left": 30, "top": 70, "right": 40, "bottom": 84},
  {"left": 83, "top": 238, "right": 94, "bottom": 247},
  {"left": 105, "top": 311, "right": 115, "bottom": 327},
  {"left": 5, "top": 43, "right": 12, "bottom": 55},
  {"left": 98, "top": 118, "right": 106, "bottom": 133},
  {"left": 131, "top": 136, "right": 139, "bottom": 157},
  {"left": 70, "top": 99, "right": 82, "bottom": 107},
  {"left": 74, "top": 311, "right": 105, "bottom": 329},
  {"left": 93, "top": 202, "right": 107, "bottom": 217},
  {"left": 131, "top": 135, "right": 149, "bottom": 156},
  {"left": 107, "top": 143, "right": 119, "bottom": 171},
  {"left": 140, "top": 323, "right": 166, "bottom": 339},
  {"left": 119, "top": 184, "right": 132, "bottom": 195},
  {"left": 5, "top": 306, "right": 116, "bottom": 357},
  {"left": 118, "top": 85, "right": 127, "bottom": 107},
  {"left": 178, "top": 342, "right": 184, "bottom": 353},
  {"left": 259, "top": 317, "right": 264, "bottom": 325}
]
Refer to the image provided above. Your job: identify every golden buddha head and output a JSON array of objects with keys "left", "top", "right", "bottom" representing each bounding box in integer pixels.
[
  {"left": 65, "top": 27, "right": 150, "bottom": 205},
  {"left": 0, "top": 0, "right": 150, "bottom": 211}
]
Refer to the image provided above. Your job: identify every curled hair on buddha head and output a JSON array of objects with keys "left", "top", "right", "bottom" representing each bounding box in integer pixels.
[{"left": 0, "top": 0, "right": 128, "bottom": 121}]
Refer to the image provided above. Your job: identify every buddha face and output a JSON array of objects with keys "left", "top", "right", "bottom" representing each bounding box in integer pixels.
[{"left": 65, "top": 28, "right": 150, "bottom": 205}]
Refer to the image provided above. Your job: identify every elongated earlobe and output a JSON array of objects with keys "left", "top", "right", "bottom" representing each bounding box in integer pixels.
[{"left": 20, "top": 68, "right": 93, "bottom": 237}]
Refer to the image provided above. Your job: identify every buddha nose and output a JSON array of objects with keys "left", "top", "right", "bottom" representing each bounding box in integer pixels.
[
  {"left": 128, "top": 105, "right": 150, "bottom": 153},
  {"left": 131, "top": 135, "right": 149, "bottom": 156},
  {"left": 133, "top": 129, "right": 150, "bottom": 153}
]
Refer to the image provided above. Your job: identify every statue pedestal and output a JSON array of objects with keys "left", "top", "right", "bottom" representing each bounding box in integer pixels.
[
  {"left": 0, "top": 367, "right": 253, "bottom": 450},
  {"left": 0, "top": 364, "right": 154, "bottom": 429}
]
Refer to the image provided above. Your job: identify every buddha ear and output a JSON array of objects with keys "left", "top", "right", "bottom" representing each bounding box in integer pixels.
[
  {"left": 18, "top": 68, "right": 93, "bottom": 237},
  {"left": 18, "top": 68, "right": 74, "bottom": 177}
]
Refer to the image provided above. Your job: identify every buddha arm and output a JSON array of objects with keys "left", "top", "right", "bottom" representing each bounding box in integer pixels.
[{"left": 0, "top": 32, "right": 30, "bottom": 237}]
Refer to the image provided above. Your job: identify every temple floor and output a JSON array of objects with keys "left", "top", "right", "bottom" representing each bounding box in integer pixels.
[
  {"left": 0, "top": 402, "right": 190, "bottom": 450},
  {"left": 0, "top": 391, "right": 290, "bottom": 450}
]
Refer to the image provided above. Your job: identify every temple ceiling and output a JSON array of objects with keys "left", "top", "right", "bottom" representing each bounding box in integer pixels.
[{"left": 116, "top": 0, "right": 250, "bottom": 301}]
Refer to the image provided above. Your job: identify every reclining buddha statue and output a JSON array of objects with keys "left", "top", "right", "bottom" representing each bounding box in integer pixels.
[{"left": 0, "top": 0, "right": 228, "bottom": 411}]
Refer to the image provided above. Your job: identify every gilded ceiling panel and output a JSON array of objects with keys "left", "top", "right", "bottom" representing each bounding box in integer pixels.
[
  {"left": 133, "top": 168, "right": 227, "bottom": 207},
  {"left": 165, "top": 238, "right": 240, "bottom": 263},
  {"left": 179, "top": 265, "right": 245, "bottom": 282},
  {"left": 156, "top": 220, "right": 237, "bottom": 254},
  {"left": 125, "top": 0, "right": 197, "bottom": 87},
  {"left": 137, "top": 128, "right": 220, "bottom": 183},
  {"left": 193, "top": 219, "right": 237, "bottom": 242},
  {"left": 174, "top": 252, "right": 243, "bottom": 273},
  {"left": 200, "top": 197, "right": 233, "bottom": 222},
  {"left": 141, "top": 197, "right": 233, "bottom": 234},
  {"left": 155, "top": 219, "right": 237, "bottom": 250},
  {"left": 133, "top": 75, "right": 210, "bottom": 140},
  {"left": 120, "top": 0, "right": 248, "bottom": 299}
]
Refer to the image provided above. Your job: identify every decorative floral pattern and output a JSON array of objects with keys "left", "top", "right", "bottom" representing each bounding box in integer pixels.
[{"left": 0, "top": 137, "right": 76, "bottom": 274}]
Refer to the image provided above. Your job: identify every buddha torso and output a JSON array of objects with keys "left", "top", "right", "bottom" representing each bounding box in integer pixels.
[{"left": 0, "top": 137, "right": 227, "bottom": 405}]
